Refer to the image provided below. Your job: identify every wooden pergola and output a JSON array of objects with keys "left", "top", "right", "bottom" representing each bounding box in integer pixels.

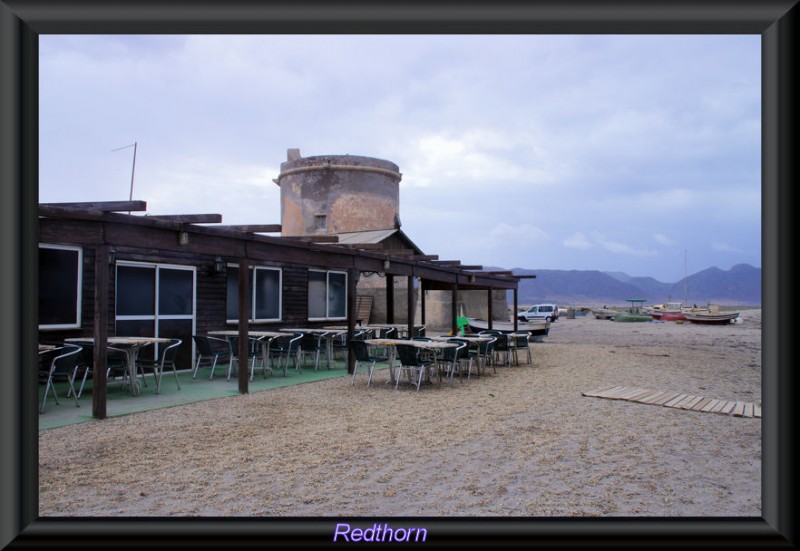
[{"left": 38, "top": 200, "right": 534, "bottom": 419}]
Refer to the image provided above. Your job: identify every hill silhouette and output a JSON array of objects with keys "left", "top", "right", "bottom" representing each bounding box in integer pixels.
[{"left": 508, "top": 264, "right": 761, "bottom": 306}]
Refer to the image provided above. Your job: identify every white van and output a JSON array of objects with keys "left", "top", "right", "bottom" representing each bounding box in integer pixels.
[{"left": 518, "top": 303, "right": 559, "bottom": 322}]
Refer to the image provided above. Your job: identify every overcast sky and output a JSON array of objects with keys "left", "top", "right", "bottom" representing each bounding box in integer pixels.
[{"left": 39, "top": 34, "right": 761, "bottom": 283}]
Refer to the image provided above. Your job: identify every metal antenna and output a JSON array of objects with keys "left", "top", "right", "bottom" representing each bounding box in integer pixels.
[{"left": 112, "top": 141, "right": 137, "bottom": 213}]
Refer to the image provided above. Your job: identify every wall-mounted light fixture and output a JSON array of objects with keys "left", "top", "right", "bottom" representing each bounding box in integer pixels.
[
  {"left": 469, "top": 274, "right": 476, "bottom": 283},
  {"left": 383, "top": 259, "right": 391, "bottom": 271},
  {"left": 178, "top": 231, "right": 190, "bottom": 246},
  {"left": 108, "top": 248, "right": 117, "bottom": 266},
  {"left": 213, "top": 257, "right": 226, "bottom": 275}
]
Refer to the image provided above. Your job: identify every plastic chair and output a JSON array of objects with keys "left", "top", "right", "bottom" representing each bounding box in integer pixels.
[
  {"left": 266, "top": 333, "right": 302, "bottom": 376},
  {"left": 394, "top": 344, "right": 437, "bottom": 391},
  {"left": 192, "top": 335, "right": 230, "bottom": 379},
  {"left": 39, "top": 344, "right": 82, "bottom": 413},
  {"left": 441, "top": 339, "right": 468, "bottom": 383},
  {"left": 226, "top": 336, "right": 266, "bottom": 381},
  {"left": 511, "top": 332, "right": 532, "bottom": 365},
  {"left": 137, "top": 338, "right": 183, "bottom": 394},
  {"left": 350, "top": 340, "right": 389, "bottom": 386},
  {"left": 72, "top": 343, "right": 129, "bottom": 398},
  {"left": 470, "top": 336, "right": 497, "bottom": 376},
  {"left": 298, "top": 333, "right": 325, "bottom": 371}
]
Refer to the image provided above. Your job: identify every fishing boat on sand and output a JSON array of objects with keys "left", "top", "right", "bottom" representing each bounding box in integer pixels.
[
  {"left": 648, "top": 301, "right": 688, "bottom": 321},
  {"left": 614, "top": 299, "right": 652, "bottom": 323},
  {"left": 591, "top": 307, "right": 616, "bottom": 320},
  {"left": 684, "top": 305, "right": 740, "bottom": 325}
]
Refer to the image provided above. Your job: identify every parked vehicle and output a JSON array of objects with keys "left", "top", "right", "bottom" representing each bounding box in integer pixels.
[{"left": 517, "top": 303, "right": 559, "bottom": 322}]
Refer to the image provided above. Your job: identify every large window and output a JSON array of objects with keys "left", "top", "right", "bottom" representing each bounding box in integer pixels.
[
  {"left": 39, "top": 244, "right": 82, "bottom": 330},
  {"left": 116, "top": 262, "right": 195, "bottom": 370},
  {"left": 308, "top": 269, "right": 347, "bottom": 320},
  {"left": 226, "top": 266, "right": 282, "bottom": 322}
]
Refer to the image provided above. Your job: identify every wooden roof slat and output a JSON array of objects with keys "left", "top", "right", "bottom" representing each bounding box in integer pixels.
[
  {"left": 215, "top": 224, "right": 282, "bottom": 233},
  {"left": 37, "top": 200, "right": 521, "bottom": 290},
  {"left": 145, "top": 214, "right": 222, "bottom": 223},
  {"left": 408, "top": 254, "right": 439, "bottom": 261},
  {"left": 39, "top": 200, "right": 146, "bottom": 213},
  {"left": 458, "top": 265, "right": 484, "bottom": 270},
  {"left": 284, "top": 235, "right": 339, "bottom": 243},
  {"left": 431, "top": 260, "right": 460, "bottom": 265},
  {"left": 335, "top": 243, "right": 384, "bottom": 250}
]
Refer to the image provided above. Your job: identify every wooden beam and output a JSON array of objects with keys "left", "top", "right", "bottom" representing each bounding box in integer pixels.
[
  {"left": 408, "top": 275, "right": 416, "bottom": 338},
  {"left": 347, "top": 269, "right": 359, "bottom": 375},
  {"left": 381, "top": 249, "right": 415, "bottom": 256},
  {"left": 40, "top": 200, "right": 146, "bottom": 213},
  {"left": 238, "top": 258, "right": 249, "bottom": 395},
  {"left": 431, "top": 260, "right": 460, "bottom": 265},
  {"left": 145, "top": 214, "right": 223, "bottom": 223},
  {"left": 216, "top": 224, "right": 282, "bottom": 233},
  {"left": 386, "top": 274, "right": 394, "bottom": 324},
  {"left": 458, "top": 265, "right": 484, "bottom": 270},
  {"left": 92, "top": 244, "right": 110, "bottom": 419},
  {"left": 284, "top": 235, "right": 339, "bottom": 243},
  {"left": 409, "top": 254, "right": 439, "bottom": 261},
  {"left": 333, "top": 242, "right": 384, "bottom": 250}
]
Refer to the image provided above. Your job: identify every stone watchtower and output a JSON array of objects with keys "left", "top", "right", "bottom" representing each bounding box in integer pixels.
[{"left": 274, "top": 149, "right": 402, "bottom": 236}]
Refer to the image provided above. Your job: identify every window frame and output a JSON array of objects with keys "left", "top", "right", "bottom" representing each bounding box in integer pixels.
[
  {"left": 38, "top": 243, "right": 83, "bottom": 330},
  {"left": 226, "top": 265, "right": 283, "bottom": 324},
  {"left": 115, "top": 260, "right": 197, "bottom": 331},
  {"left": 308, "top": 269, "right": 348, "bottom": 321}
]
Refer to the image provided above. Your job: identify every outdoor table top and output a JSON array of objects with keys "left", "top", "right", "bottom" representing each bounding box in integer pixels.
[
  {"left": 278, "top": 328, "right": 346, "bottom": 335},
  {"left": 207, "top": 330, "right": 284, "bottom": 338},
  {"left": 429, "top": 335, "right": 494, "bottom": 342},
  {"left": 65, "top": 336, "right": 171, "bottom": 345},
  {"left": 323, "top": 324, "right": 411, "bottom": 330},
  {"left": 365, "top": 338, "right": 457, "bottom": 349}
]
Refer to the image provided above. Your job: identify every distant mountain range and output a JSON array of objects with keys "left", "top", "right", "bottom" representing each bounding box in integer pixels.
[{"left": 508, "top": 263, "right": 761, "bottom": 307}]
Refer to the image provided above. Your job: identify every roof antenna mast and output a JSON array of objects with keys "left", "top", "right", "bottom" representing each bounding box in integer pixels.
[{"left": 112, "top": 141, "right": 137, "bottom": 213}]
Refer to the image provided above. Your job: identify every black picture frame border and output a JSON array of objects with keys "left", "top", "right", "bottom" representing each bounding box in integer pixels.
[{"left": 1, "top": 1, "right": 795, "bottom": 548}]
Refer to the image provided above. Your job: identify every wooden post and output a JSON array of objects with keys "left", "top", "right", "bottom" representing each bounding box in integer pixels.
[
  {"left": 238, "top": 258, "right": 249, "bottom": 394},
  {"left": 451, "top": 282, "right": 458, "bottom": 335},
  {"left": 92, "top": 245, "right": 109, "bottom": 419},
  {"left": 386, "top": 274, "right": 394, "bottom": 324},
  {"left": 487, "top": 287, "right": 494, "bottom": 330},
  {"left": 513, "top": 288, "right": 519, "bottom": 332},
  {"left": 407, "top": 275, "right": 416, "bottom": 338},
  {"left": 347, "top": 269, "right": 359, "bottom": 374}
]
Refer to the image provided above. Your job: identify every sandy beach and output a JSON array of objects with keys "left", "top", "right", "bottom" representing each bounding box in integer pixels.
[{"left": 38, "top": 309, "right": 761, "bottom": 517}]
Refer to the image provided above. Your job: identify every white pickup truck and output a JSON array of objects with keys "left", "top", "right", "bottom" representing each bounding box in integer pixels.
[{"left": 517, "top": 303, "right": 559, "bottom": 322}]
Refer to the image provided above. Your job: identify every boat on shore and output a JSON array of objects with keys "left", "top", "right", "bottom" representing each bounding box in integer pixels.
[
  {"left": 591, "top": 308, "right": 616, "bottom": 320},
  {"left": 614, "top": 299, "right": 651, "bottom": 323},
  {"left": 466, "top": 317, "right": 550, "bottom": 339},
  {"left": 684, "top": 306, "right": 740, "bottom": 325},
  {"left": 648, "top": 301, "right": 688, "bottom": 321}
]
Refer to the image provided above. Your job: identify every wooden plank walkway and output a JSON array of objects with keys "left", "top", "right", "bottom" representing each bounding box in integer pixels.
[{"left": 582, "top": 386, "right": 761, "bottom": 418}]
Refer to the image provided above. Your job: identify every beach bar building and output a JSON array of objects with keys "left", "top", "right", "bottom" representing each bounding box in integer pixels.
[{"left": 38, "top": 198, "right": 527, "bottom": 419}]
